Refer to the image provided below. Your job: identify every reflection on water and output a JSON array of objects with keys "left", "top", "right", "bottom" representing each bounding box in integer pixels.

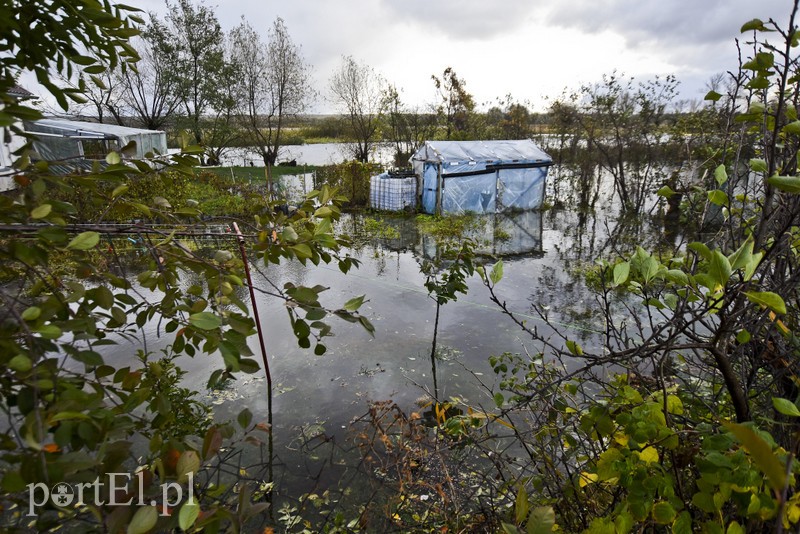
[{"left": 100, "top": 174, "right": 683, "bottom": 517}]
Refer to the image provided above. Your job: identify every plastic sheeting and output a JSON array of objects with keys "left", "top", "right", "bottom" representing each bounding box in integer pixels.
[
  {"left": 25, "top": 119, "right": 168, "bottom": 165},
  {"left": 411, "top": 139, "right": 552, "bottom": 214}
]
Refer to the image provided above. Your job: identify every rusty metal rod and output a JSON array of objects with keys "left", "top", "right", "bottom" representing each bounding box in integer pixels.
[{"left": 232, "top": 222, "right": 273, "bottom": 400}]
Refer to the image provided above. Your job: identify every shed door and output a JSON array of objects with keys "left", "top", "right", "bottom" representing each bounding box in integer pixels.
[{"left": 421, "top": 163, "right": 438, "bottom": 214}]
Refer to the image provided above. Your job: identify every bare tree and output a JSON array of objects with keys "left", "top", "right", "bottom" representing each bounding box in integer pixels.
[
  {"left": 117, "top": 27, "right": 182, "bottom": 131},
  {"left": 329, "top": 56, "right": 387, "bottom": 163},
  {"left": 230, "top": 17, "right": 311, "bottom": 168},
  {"left": 51, "top": 58, "right": 125, "bottom": 124}
]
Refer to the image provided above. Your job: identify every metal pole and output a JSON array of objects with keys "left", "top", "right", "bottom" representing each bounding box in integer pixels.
[{"left": 232, "top": 222, "right": 273, "bottom": 396}]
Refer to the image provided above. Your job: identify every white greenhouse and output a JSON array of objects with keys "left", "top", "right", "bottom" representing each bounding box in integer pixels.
[{"left": 410, "top": 140, "right": 553, "bottom": 215}]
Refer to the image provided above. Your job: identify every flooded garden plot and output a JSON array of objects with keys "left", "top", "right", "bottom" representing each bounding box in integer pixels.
[{"left": 93, "top": 169, "right": 678, "bottom": 528}]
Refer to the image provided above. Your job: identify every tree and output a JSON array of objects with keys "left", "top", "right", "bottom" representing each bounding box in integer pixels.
[
  {"left": 431, "top": 67, "right": 475, "bottom": 140},
  {"left": 384, "top": 84, "right": 437, "bottom": 166},
  {"left": 117, "top": 26, "right": 182, "bottom": 131},
  {"left": 230, "top": 17, "right": 311, "bottom": 171},
  {"left": 0, "top": 0, "right": 141, "bottom": 122},
  {"left": 329, "top": 55, "right": 387, "bottom": 163},
  {"left": 51, "top": 60, "right": 126, "bottom": 124},
  {"left": 152, "top": 0, "right": 230, "bottom": 156}
]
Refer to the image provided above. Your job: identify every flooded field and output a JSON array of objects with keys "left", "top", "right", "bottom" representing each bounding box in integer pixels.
[{"left": 105, "top": 178, "right": 675, "bottom": 519}]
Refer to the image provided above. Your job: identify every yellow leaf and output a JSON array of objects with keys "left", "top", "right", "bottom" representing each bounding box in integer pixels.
[
  {"left": 614, "top": 433, "right": 629, "bottom": 446},
  {"left": 579, "top": 472, "right": 598, "bottom": 487},
  {"left": 639, "top": 446, "right": 659, "bottom": 464}
]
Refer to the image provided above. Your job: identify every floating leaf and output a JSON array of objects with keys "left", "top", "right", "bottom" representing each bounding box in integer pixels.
[
  {"left": 704, "top": 90, "right": 722, "bottom": 102},
  {"left": 67, "top": 231, "right": 100, "bottom": 251}
]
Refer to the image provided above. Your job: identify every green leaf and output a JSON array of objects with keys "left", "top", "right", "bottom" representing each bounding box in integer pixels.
[
  {"left": 127, "top": 505, "right": 158, "bottom": 534},
  {"left": 21, "top": 306, "right": 41, "bottom": 321},
  {"left": 613, "top": 262, "right": 630, "bottom": 286},
  {"left": 343, "top": 295, "right": 365, "bottom": 312},
  {"left": 8, "top": 355, "right": 32, "bottom": 373},
  {"left": 652, "top": 502, "right": 676, "bottom": 524},
  {"left": 772, "top": 397, "right": 800, "bottom": 417},
  {"left": 707, "top": 250, "right": 731, "bottom": 287},
  {"left": 741, "top": 18, "right": 765, "bottom": 32},
  {"left": 727, "top": 522, "right": 745, "bottom": 534},
  {"left": 179, "top": 500, "right": 200, "bottom": 531},
  {"left": 724, "top": 422, "right": 786, "bottom": 493},
  {"left": 176, "top": 450, "right": 200, "bottom": 484},
  {"left": 714, "top": 164, "right": 728, "bottom": 186},
  {"left": 490, "top": 261, "right": 504, "bottom": 285},
  {"left": 189, "top": 312, "right": 222, "bottom": 330},
  {"left": 526, "top": 506, "right": 556, "bottom": 534},
  {"left": 672, "top": 511, "right": 692, "bottom": 534},
  {"left": 237, "top": 408, "right": 253, "bottom": 429},
  {"left": 783, "top": 120, "right": 800, "bottom": 135},
  {"left": 728, "top": 239, "right": 754, "bottom": 271},
  {"left": 105, "top": 151, "right": 121, "bottom": 165},
  {"left": 657, "top": 185, "right": 675, "bottom": 198},
  {"left": 736, "top": 329, "right": 751, "bottom": 343},
  {"left": 31, "top": 204, "right": 52, "bottom": 219},
  {"left": 494, "top": 392, "right": 504, "bottom": 408},
  {"left": 111, "top": 184, "right": 129, "bottom": 198},
  {"left": 744, "top": 291, "right": 787, "bottom": 314},
  {"left": 515, "top": 485, "right": 529, "bottom": 525},
  {"left": 749, "top": 159, "right": 768, "bottom": 173},
  {"left": 768, "top": 175, "right": 800, "bottom": 193},
  {"left": 704, "top": 90, "right": 722, "bottom": 102},
  {"left": 565, "top": 340, "right": 583, "bottom": 356},
  {"left": 707, "top": 190, "right": 729, "bottom": 206},
  {"left": 67, "top": 231, "right": 100, "bottom": 250}
]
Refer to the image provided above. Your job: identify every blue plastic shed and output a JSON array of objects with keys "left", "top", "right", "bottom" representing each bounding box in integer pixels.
[{"left": 410, "top": 140, "right": 553, "bottom": 215}]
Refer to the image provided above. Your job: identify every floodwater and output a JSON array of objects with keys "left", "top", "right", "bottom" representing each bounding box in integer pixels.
[
  {"left": 106, "top": 163, "right": 678, "bottom": 518},
  {"left": 221, "top": 142, "right": 396, "bottom": 167}
]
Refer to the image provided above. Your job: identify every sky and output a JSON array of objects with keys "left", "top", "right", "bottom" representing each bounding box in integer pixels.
[{"left": 33, "top": 0, "right": 799, "bottom": 114}]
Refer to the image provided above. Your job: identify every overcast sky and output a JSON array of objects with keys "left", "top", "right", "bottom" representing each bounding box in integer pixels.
[{"left": 48, "top": 0, "right": 800, "bottom": 114}]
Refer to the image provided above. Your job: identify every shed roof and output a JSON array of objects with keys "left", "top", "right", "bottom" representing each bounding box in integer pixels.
[
  {"left": 28, "top": 118, "right": 165, "bottom": 138},
  {"left": 411, "top": 139, "right": 552, "bottom": 176}
]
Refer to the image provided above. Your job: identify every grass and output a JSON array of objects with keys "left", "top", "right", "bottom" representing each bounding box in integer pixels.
[{"left": 199, "top": 165, "right": 324, "bottom": 185}]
